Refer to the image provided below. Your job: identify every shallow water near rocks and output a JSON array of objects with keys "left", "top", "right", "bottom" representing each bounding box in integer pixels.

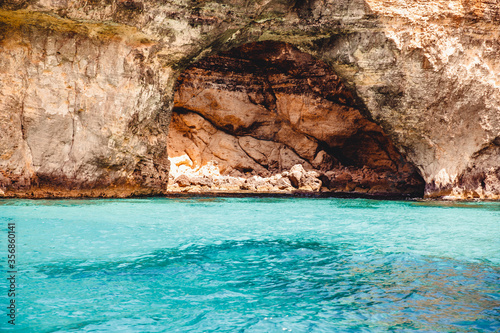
[{"left": 0, "top": 197, "right": 499, "bottom": 332}]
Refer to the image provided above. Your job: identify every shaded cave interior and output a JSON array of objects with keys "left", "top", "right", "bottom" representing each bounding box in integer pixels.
[{"left": 168, "top": 41, "right": 424, "bottom": 196}]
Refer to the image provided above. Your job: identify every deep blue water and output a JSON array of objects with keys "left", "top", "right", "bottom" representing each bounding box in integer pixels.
[{"left": 0, "top": 197, "right": 499, "bottom": 332}]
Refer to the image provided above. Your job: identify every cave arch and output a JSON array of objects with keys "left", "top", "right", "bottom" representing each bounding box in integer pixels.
[{"left": 168, "top": 41, "right": 425, "bottom": 196}]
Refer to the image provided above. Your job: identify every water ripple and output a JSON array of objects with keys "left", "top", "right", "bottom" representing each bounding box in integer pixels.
[
  {"left": 2, "top": 198, "right": 499, "bottom": 332},
  {"left": 27, "top": 240, "right": 500, "bottom": 332}
]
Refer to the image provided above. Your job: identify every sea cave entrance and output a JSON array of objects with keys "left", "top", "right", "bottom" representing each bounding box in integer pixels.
[{"left": 167, "top": 41, "right": 424, "bottom": 197}]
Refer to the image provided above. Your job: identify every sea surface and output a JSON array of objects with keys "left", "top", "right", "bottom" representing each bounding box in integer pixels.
[{"left": 0, "top": 197, "right": 499, "bottom": 332}]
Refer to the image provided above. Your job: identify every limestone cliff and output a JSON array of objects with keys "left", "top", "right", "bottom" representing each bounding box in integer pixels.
[
  {"left": 0, "top": 0, "right": 498, "bottom": 199},
  {"left": 0, "top": 10, "right": 171, "bottom": 197}
]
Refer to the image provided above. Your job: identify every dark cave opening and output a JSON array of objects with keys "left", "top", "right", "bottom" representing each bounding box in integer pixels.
[{"left": 168, "top": 41, "right": 424, "bottom": 196}]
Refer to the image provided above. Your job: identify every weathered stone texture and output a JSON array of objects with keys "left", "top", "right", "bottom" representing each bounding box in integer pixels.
[
  {"left": 168, "top": 42, "right": 424, "bottom": 195},
  {"left": 0, "top": 11, "right": 170, "bottom": 196},
  {"left": 0, "top": 0, "right": 499, "bottom": 199}
]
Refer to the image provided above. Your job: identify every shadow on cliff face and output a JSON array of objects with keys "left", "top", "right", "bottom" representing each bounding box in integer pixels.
[{"left": 168, "top": 41, "right": 425, "bottom": 196}]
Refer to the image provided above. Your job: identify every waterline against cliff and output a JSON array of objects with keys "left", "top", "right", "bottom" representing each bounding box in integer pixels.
[{"left": 0, "top": 198, "right": 499, "bottom": 332}]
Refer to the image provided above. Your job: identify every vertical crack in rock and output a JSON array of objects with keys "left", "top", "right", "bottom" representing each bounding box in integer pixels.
[
  {"left": 168, "top": 41, "right": 425, "bottom": 196},
  {"left": 20, "top": 88, "right": 34, "bottom": 170}
]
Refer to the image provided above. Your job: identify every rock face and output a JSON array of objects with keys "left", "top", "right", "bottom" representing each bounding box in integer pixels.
[
  {"left": 0, "top": 0, "right": 499, "bottom": 199},
  {"left": 168, "top": 41, "right": 424, "bottom": 196},
  {"left": 0, "top": 10, "right": 171, "bottom": 197}
]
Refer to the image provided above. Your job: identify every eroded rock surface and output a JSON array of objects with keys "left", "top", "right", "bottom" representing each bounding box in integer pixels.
[
  {"left": 0, "top": 11, "right": 171, "bottom": 197},
  {"left": 0, "top": 0, "right": 499, "bottom": 199},
  {"left": 168, "top": 42, "right": 424, "bottom": 196}
]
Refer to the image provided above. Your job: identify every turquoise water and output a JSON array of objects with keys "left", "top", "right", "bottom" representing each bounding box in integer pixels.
[{"left": 0, "top": 197, "right": 499, "bottom": 332}]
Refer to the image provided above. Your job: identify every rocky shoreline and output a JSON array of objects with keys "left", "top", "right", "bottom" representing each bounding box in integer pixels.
[
  {"left": 166, "top": 157, "right": 422, "bottom": 199},
  {"left": 0, "top": 158, "right": 494, "bottom": 200}
]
